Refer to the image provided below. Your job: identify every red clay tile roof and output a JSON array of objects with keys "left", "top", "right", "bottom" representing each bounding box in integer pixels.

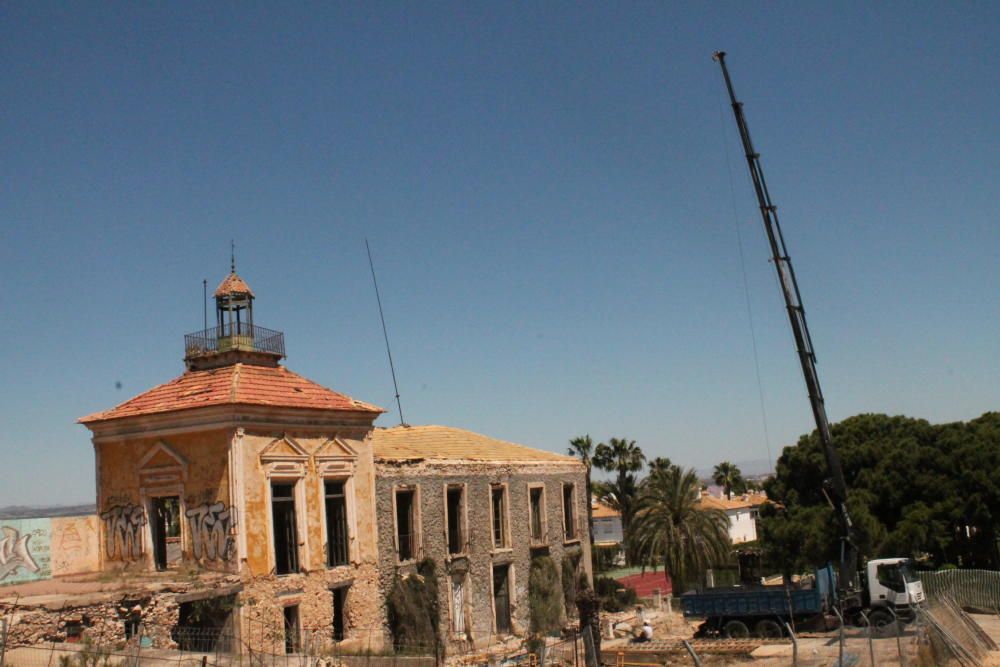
[
  {"left": 591, "top": 500, "right": 620, "bottom": 519},
  {"left": 79, "top": 364, "right": 383, "bottom": 424},
  {"left": 698, "top": 491, "right": 769, "bottom": 511},
  {"left": 215, "top": 272, "right": 254, "bottom": 297}
]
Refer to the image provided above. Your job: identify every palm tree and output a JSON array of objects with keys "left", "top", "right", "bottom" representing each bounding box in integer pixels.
[
  {"left": 568, "top": 435, "right": 596, "bottom": 547},
  {"left": 631, "top": 466, "right": 731, "bottom": 594},
  {"left": 648, "top": 457, "right": 674, "bottom": 479},
  {"left": 713, "top": 461, "right": 745, "bottom": 500},
  {"left": 594, "top": 437, "right": 645, "bottom": 557}
]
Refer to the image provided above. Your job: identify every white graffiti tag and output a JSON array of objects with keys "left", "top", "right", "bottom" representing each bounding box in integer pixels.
[
  {"left": 101, "top": 504, "right": 146, "bottom": 561},
  {"left": 0, "top": 526, "right": 39, "bottom": 580},
  {"left": 186, "top": 502, "right": 233, "bottom": 561}
]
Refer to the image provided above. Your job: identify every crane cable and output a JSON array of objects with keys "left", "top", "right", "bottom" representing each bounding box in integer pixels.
[{"left": 717, "top": 91, "right": 775, "bottom": 475}]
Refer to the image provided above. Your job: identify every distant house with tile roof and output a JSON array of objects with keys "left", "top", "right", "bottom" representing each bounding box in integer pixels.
[
  {"left": 698, "top": 490, "right": 769, "bottom": 544},
  {"left": 591, "top": 499, "right": 624, "bottom": 548},
  {"left": 19, "top": 267, "right": 594, "bottom": 657}
]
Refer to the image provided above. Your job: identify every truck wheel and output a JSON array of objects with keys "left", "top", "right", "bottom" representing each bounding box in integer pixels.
[
  {"left": 868, "top": 609, "right": 896, "bottom": 637},
  {"left": 754, "top": 619, "right": 783, "bottom": 638},
  {"left": 722, "top": 620, "right": 750, "bottom": 639}
]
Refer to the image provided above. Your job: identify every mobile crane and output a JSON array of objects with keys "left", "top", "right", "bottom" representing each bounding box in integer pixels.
[{"left": 679, "top": 53, "right": 924, "bottom": 638}]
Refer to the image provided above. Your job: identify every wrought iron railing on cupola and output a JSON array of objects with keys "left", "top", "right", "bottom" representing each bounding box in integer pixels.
[{"left": 184, "top": 323, "right": 285, "bottom": 359}]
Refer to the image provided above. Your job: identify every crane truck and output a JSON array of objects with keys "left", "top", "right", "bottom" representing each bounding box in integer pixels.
[{"left": 680, "top": 52, "right": 924, "bottom": 638}]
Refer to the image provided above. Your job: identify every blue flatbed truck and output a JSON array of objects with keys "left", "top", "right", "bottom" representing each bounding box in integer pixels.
[{"left": 681, "top": 565, "right": 839, "bottom": 638}]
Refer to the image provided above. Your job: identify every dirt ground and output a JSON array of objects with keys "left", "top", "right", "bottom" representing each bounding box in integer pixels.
[{"left": 601, "top": 605, "right": 1000, "bottom": 666}]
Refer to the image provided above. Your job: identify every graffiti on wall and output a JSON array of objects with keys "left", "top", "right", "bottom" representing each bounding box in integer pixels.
[
  {"left": 186, "top": 502, "right": 233, "bottom": 561},
  {"left": 51, "top": 516, "right": 100, "bottom": 577},
  {"left": 0, "top": 519, "right": 52, "bottom": 584},
  {"left": 101, "top": 504, "right": 146, "bottom": 561}
]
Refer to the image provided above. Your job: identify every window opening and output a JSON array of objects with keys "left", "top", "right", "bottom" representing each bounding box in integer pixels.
[
  {"left": 395, "top": 489, "right": 416, "bottom": 561},
  {"left": 123, "top": 606, "right": 141, "bottom": 642},
  {"left": 325, "top": 480, "right": 349, "bottom": 567},
  {"left": 563, "top": 484, "right": 576, "bottom": 539},
  {"left": 176, "top": 596, "right": 236, "bottom": 653},
  {"left": 493, "top": 565, "right": 512, "bottom": 634},
  {"left": 152, "top": 496, "right": 181, "bottom": 570},
  {"left": 491, "top": 486, "right": 507, "bottom": 548},
  {"left": 332, "top": 587, "right": 348, "bottom": 642},
  {"left": 447, "top": 486, "right": 465, "bottom": 554},
  {"left": 530, "top": 487, "right": 545, "bottom": 541},
  {"left": 283, "top": 605, "right": 301, "bottom": 654},
  {"left": 272, "top": 483, "right": 299, "bottom": 575}
]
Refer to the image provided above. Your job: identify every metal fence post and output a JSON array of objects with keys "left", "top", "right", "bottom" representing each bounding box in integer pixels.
[
  {"left": 784, "top": 623, "right": 797, "bottom": 666},
  {"left": 681, "top": 639, "right": 701, "bottom": 667},
  {"left": 582, "top": 626, "right": 598, "bottom": 667},
  {"left": 832, "top": 606, "right": 845, "bottom": 667},
  {"left": 0, "top": 617, "right": 7, "bottom": 667},
  {"left": 886, "top": 606, "right": 905, "bottom": 666},
  {"left": 859, "top": 611, "right": 875, "bottom": 667}
]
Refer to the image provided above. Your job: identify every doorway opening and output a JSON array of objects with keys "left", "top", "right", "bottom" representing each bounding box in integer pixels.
[{"left": 152, "top": 496, "right": 181, "bottom": 570}]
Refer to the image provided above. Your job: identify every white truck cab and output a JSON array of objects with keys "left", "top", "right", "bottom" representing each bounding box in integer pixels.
[{"left": 866, "top": 557, "right": 925, "bottom": 616}]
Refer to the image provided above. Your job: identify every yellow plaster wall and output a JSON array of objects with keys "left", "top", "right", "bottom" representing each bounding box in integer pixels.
[
  {"left": 97, "top": 429, "right": 232, "bottom": 568},
  {"left": 50, "top": 515, "right": 100, "bottom": 576},
  {"left": 239, "top": 428, "right": 377, "bottom": 576}
]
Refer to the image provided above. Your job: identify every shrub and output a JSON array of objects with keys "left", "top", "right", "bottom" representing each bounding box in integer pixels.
[
  {"left": 561, "top": 557, "right": 579, "bottom": 617},
  {"left": 386, "top": 558, "right": 441, "bottom": 655},
  {"left": 530, "top": 555, "right": 564, "bottom": 634},
  {"left": 594, "top": 576, "right": 638, "bottom": 613}
]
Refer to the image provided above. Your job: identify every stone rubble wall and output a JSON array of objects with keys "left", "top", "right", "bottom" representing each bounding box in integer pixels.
[
  {"left": 238, "top": 565, "right": 388, "bottom": 654},
  {"left": 374, "top": 460, "right": 593, "bottom": 654},
  {"left": 0, "top": 576, "right": 243, "bottom": 649}
]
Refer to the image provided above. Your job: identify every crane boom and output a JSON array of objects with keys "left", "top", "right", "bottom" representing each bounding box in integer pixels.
[{"left": 712, "top": 51, "right": 858, "bottom": 594}]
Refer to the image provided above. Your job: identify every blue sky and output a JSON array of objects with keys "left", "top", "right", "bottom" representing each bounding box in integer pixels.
[{"left": 1, "top": 3, "right": 997, "bottom": 505}]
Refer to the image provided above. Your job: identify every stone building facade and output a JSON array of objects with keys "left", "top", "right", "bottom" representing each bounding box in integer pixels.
[
  {"left": 51, "top": 268, "right": 592, "bottom": 656},
  {"left": 372, "top": 426, "right": 592, "bottom": 652}
]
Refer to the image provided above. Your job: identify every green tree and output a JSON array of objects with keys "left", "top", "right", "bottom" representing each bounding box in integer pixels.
[
  {"left": 762, "top": 412, "right": 1000, "bottom": 571},
  {"left": 593, "top": 437, "right": 645, "bottom": 541},
  {"left": 631, "top": 466, "right": 732, "bottom": 593},
  {"left": 648, "top": 456, "right": 674, "bottom": 478},
  {"left": 712, "top": 461, "right": 745, "bottom": 499},
  {"left": 568, "top": 435, "right": 597, "bottom": 548}
]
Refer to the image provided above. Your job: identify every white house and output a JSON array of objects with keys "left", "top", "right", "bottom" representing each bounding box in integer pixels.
[
  {"left": 699, "top": 491, "right": 768, "bottom": 544},
  {"left": 592, "top": 499, "right": 623, "bottom": 546}
]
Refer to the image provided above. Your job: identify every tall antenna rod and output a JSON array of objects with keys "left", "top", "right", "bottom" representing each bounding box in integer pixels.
[
  {"left": 203, "top": 279, "right": 208, "bottom": 332},
  {"left": 365, "top": 239, "right": 405, "bottom": 425},
  {"left": 713, "top": 51, "right": 857, "bottom": 594}
]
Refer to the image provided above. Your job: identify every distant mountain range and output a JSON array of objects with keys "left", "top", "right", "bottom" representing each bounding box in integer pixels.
[
  {"left": 697, "top": 457, "right": 774, "bottom": 479},
  {"left": 0, "top": 503, "right": 96, "bottom": 520}
]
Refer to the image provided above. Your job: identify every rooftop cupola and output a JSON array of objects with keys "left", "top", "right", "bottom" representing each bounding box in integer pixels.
[
  {"left": 183, "top": 262, "right": 285, "bottom": 370},
  {"left": 215, "top": 268, "right": 255, "bottom": 336}
]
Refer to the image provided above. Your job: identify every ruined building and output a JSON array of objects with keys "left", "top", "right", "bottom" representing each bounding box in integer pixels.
[{"left": 2, "top": 268, "right": 592, "bottom": 655}]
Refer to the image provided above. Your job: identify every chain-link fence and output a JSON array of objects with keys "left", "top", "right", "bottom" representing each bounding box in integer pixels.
[
  {"left": 919, "top": 568, "right": 1000, "bottom": 610},
  {"left": 0, "top": 619, "right": 589, "bottom": 667}
]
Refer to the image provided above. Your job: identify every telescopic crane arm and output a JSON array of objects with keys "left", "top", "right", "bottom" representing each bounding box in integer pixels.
[{"left": 712, "top": 51, "right": 858, "bottom": 593}]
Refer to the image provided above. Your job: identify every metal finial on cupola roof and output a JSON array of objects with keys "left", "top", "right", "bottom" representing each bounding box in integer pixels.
[{"left": 231, "top": 239, "right": 236, "bottom": 273}]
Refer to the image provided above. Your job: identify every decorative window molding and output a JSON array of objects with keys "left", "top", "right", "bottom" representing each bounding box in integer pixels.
[
  {"left": 527, "top": 482, "right": 548, "bottom": 545},
  {"left": 562, "top": 482, "right": 580, "bottom": 543},
  {"left": 392, "top": 484, "right": 421, "bottom": 563},
  {"left": 320, "top": 476, "right": 358, "bottom": 566},
  {"left": 313, "top": 437, "right": 358, "bottom": 477},
  {"left": 444, "top": 483, "right": 469, "bottom": 557},
  {"left": 137, "top": 440, "right": 188, "bottom": 486},
  {"left": 260, "top": 434, "right": 309, "bottom": 479},
  {"left": 490, "top": 483, "right": 511, "bottom": 551}
]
